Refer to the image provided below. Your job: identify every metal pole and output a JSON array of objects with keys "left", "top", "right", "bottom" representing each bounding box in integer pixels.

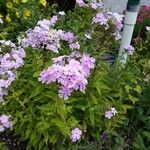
[{"left": 118, "top": 0, "right": 141, "bottom": 64}]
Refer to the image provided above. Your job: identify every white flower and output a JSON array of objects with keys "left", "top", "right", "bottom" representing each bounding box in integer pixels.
[
  {"left": 85, "top": 34, "right": 92, "bottom": 39},
  {"left": 59, "top": 11, "right": 65, "bottom": 16},
  {"left": 0, "top": 19, "right": 3, "bottom": 24},
  {"left": 146, "top": 26, "right": 150, "bottom": 31},
  {"left": 111, "top": 108, "right": 117, "bottom": 115}
]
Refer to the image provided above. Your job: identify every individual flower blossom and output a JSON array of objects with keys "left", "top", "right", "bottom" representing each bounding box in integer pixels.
[
  {"left": 39, "top": 52, "right": 95, "bottom": 100},
  {"left": 76, "top": 0, "right": 87, "bottom": 7},
  {"left": 0, "top": 19, "right": 3, "bottom": 24},
  {"left": 0, "top": 71, "right": 16, "bottom": 88},
  {"left": 146, "top": 26, "right": 150, "bottom": 31},
  {"left": 0, "top": 115, "right": 12, "bottom": 132},
  {"left": 80, "top": 54, "right": 95, "bottom": 77},
  {"left": 52, "top": 55, "right": 67, "bottom": 64},
  {"left": 92, "top": 12, "right": 108, "bottom": 26},
  {"left": 105, "top": 107, "right": 117, "bottom": 119},
  {"left": 0, "top": 125, "right": 5, "bottom": 132},
  {"left": 70, "top": 128, "right": 82, "bottom": 142},
  {"left": 124, "top": 44, "right": 135, "bottom": 55},
  {"left": 90, "top": 1, "right": 103, "bottom": 9},
  {"left": 60, "top": 32, "right": 75, "bottom": 43},
  {"left": 59, "top": 11, "right": 65, "bottom": 16},
  {"left": 85, "top": 34, "right": 92, "bottom": 39},
  {"left": 101, "top": 132, "right": 107, "bottom": 142},
  {"left": 105, "top": 110, "right": 113, "bottom": 119},
  {"left": 37, "top": 19, "right": 52, "bottom": 30},
  {"left": 69, "top": 42, "right": 80, "bottom": 50},
  {"left": 111, "top": 108, "right": 117, "bottom": 115},
  {"left": 49, "top": 15, "right": 58, "bottom": 26}
]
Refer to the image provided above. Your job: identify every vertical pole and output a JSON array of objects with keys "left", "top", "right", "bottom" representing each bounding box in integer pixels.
[{"left": 118, "top": 0, "right": 141, "bottom": 64}]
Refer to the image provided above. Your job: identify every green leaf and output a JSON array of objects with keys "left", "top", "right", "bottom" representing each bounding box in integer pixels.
[
  {"left": 29, "top": 86, "right": 43, "bottom": 99},
  {"left": 125, "top": 84, "right": 132, "bottom": 93},
  {"left": 88, "top": 108, "right": 95, "bottom": 125},
  {"left": 134, "top": 85, "right": 142, "bottom": 94},
  {"left": 49, "top": 134, "right": 57, "bottom": 144},
  {"left": 143, "top": 131, "right": 150, "bottom": 139},
  {"left": 33, "top": 71, "right": 41, "bottom": 77},
  {"left": 25, "top": 128, "right": 32, "bottom": 139},
  {"left": 128, "top": 94, "right": 139, "bottom": 104}
]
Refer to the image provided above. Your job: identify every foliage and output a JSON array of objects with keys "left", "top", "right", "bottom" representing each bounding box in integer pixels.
[
  {"left": 0, "top": 1, "right": 149, "bottom": 150},
  {"left": 0, "top": 0, "right": 53, "bottom": 41},
  {"left": 133, "top": 6, "right": 150, "bottom": 39}
]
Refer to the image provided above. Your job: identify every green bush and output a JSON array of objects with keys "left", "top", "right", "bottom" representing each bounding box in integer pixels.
[{"left": 0, "top": 1, "right": 149, "bottom": 149}]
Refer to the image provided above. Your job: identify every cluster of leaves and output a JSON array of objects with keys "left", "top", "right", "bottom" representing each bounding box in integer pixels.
[
  {"left": 0, "top": 0, "right": 54, "bottom": 41},
  {"left": 94, "top": 31, "right": 150, "bottom": 150}
]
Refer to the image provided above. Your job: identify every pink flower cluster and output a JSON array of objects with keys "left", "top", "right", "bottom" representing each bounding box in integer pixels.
[
  {"left": 90, "top": 2, "right": 103, "bottom": 10},
  {"left": 124, "top": 44, "right": 135, "bottom": 55},
  {"left": 76, "top": 0, "right": 87, "bottom": 7},
  {"left": 0, "top": 40, "right": 25, "bottom": 103},
  {"left": 105, "top": 108, "right": 117, "bottom": 119},
  {"left": 92, "top": 12, "right": 124, "bottom": 40},
  {"left": 39, "top": 52, "right": 95, "bottom": 100},
  {"left": 76, "top": 0, "right": 103, "bottom": 9},
  {"left": 0, "top": 114, "right": 12, "bottom": 132},
  {"left": 70, "top": 128, "right": 82, "bottom": 142},
  {"left": 22, "top": 16, "right": 80, "bottom": 52},
  {"left": 137, "top": 6, "right": 150, "bottom": 24}
]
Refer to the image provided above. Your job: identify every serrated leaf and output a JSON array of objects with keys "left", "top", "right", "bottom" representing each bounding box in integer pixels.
[
  {"left": 33, "top": 71, "right": 41, "bottom": 77},
  {"left": 134, "top": 85, "right": 142, "bottom": 94},
  {"left": 125, "top": 84, "right": 132, "bottom": 93},
  {"left": 128, "top": 94, "right": 139, "bottom": 104},
  {"left": 29, "top": 86, "right": 43, "bottom": 99}
]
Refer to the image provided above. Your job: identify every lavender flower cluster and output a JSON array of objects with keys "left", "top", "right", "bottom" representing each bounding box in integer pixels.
[
  {"left": 76, "top": 0, "right": 103, "bottom": 9},
  {"left": 105, "top": 108, "right": 117, "bottom": 119},
  {"left": 70, "top": 128, "right": 82, "bottom": 142},
  {"left": 22, "top": 16, "right": 80, "bottom": 53},
  {"left": 0, "top": 40, "right": 26, "bottom": 103},
  {"left": 124, "top": 44, "right": 135, "bottom": 55},
  {"left": 39, "top": 52, "right": 95, "bottom": 100},
  {"left": 0, "top": 114, "right": 12, "bottom": 132},
  {"left": 92, "top": 12, "right": 124, "bottom": 40}
]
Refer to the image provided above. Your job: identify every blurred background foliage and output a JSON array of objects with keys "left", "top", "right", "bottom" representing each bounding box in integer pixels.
[{"left": 0, "top": 0, "right": 55, "bottom": 41}]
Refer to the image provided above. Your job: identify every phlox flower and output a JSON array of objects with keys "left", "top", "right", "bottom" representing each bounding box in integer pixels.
[
  {"left": 85, "top": 34, "right": 92, "bottom": 39},
  {"left": 105, "top": 107, "right": 117, "bottom": 119},
  {"left": 0, "top": 40, "right": 25, "bottom": 102},
  {"left": 76, "top": 0, "right": 87, "bottom": 7},
  {"left": 105, "top": 111, "right": 113, "bottom": 119},
  {"left": 0, "top": 115, "right": 12, "bottom": 132},
  {"left": 90, "top": 1, "right": 103, "bottom": 9},
  {"left": 39, "top": 52, "right": 95, "bottom": 100},
  {"left": 59, "top": 11, "right": 65, "bottom": 16},
  {"left": 0, "top": 19, "right": 3, "bottom": 24},
  {"left": 124, "top": 44, "right": 135, "bottom": 55},
  {"left": 70, "top": 128, "right": 82, "bottom": 142},
  {"left": 69, "top": 42, "right": 80, "bottom": 50},
  {"left": 146, "top": 26, "right": 150, "bottom": 31}
]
